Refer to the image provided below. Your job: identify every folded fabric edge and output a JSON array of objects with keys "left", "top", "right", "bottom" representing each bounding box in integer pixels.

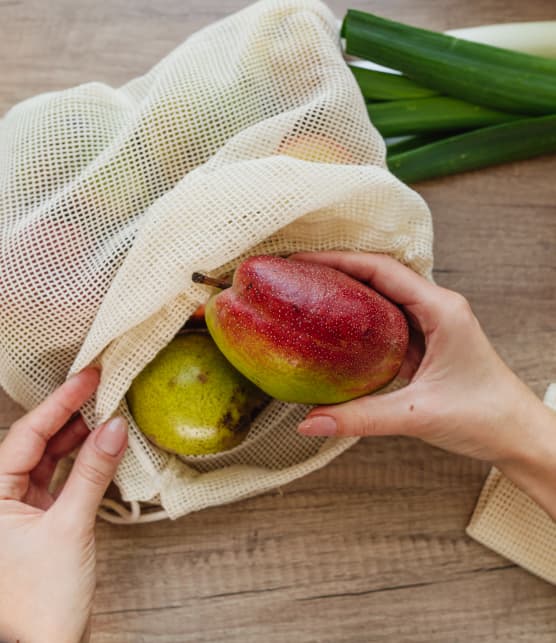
[
  {"left": 467, "top": 383, "right": 556, "bottom": 585},
  {"left": 466, "top": 476, "right": 556, "bottom": 585}
]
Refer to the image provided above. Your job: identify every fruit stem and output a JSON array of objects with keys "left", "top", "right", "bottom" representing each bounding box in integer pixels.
[{"left": 192, "top": 272, "right": 232, "bottom": 289}]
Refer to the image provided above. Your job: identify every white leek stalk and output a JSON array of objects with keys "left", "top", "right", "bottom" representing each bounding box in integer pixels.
[{"left": 448, "top": 22, "right": 556, "bottom": 58}]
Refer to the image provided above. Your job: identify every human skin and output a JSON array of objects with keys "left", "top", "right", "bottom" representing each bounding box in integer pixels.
[
  {"left": 0, "top": 368, "right": 128, "bottom": 643},
  {"left": 1, "top": 253, "right": 555, "bottom": 643},
  {"left": 295, "top": 252, "right": 556, "bottom": 521}
]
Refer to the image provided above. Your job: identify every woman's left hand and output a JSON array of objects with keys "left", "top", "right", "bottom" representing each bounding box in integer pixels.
[{"left": 0, "top": 368, "right": 128, "bottom": 643}]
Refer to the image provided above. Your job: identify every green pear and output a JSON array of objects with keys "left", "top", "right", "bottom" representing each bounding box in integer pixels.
[{"left": 126, "top": 332, "right": 267, "bottom": 456}]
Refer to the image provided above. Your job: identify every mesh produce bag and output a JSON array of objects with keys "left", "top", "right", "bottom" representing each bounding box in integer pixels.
[{"left": 0, "top": 0, "right": 433, "bottom": 521}]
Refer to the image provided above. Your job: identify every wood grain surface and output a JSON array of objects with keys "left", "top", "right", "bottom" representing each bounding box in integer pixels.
[{"left": 1, "top": 0, "right": 556, "bottom": 641}]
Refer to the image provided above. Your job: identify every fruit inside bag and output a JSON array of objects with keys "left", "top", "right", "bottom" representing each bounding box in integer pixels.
[
  {"left": 0, "top": 0, "right": 432, "bottom": 521},
  {"left": 127, "top": 331, "right": 270, "bottom": 457}
]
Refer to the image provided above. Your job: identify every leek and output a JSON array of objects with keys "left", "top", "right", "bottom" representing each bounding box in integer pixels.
[
  {"left": 388, "top": 114, "right": 556, "bottom": 183},
  {"left": 385, "top": 134, "right": 446, "bottom": 155},
  {"left": 369, "top": 96, "right": 521, "bottom": 137},
  {"left": 343, "top": 10, "right": 556, "bottom": 115},
  {"left": 349, "top": 66, "right": 437, "bottom": 101},
  {"left": 448, "top": 22, "right": 556, "bottom": 58}
]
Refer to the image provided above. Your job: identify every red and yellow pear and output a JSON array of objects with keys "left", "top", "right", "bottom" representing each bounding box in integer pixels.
[{"left": 195, "top": 256, "right": 409, "bottom": 405}]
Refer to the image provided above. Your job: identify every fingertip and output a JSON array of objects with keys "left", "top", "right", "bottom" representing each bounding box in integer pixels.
[
  {"left": 68, "top": 369, "right": 102, "bottom": 405},
  {"left": 298, "top": 414, "right": 338, "bottom": 437},
  {"left": 94, "top": 417, "right": 128, "bottom": 457},
  {"left": 288, "top": 251, "right": 314, "bottom": 261},
  {"left": 67, "top": 366, "right": 101, "bottom": 391},
  {"left": 78, "top": 365, "right": 101, "bottom": 380}
]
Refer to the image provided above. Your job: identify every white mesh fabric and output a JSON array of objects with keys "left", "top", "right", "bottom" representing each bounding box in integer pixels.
[
  {"left": 0, "top": 0, "right": 433, "bottom": 519},
  {"left": 467, "top": 384, "right": 556, "bottom": 584}
]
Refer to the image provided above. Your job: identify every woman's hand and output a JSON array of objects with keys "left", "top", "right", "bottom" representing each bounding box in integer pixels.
[
  {"left": 295, "top": 252, "right": 556, "bottom": 519},
  {"left": 0, "top": 368, "right": 128, "bottom": 643}
]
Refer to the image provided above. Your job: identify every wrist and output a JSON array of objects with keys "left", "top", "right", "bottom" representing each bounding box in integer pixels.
[{"left": 496, "top": 396, "right": 556, "bottom": 520}]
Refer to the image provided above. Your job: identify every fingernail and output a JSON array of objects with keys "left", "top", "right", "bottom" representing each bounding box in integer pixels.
[
  {"left": 298, "top": 416, "right": 337, "bottom": 436},
  {"left": 95, "top": 417, "right": 127, "bottom": 456}
]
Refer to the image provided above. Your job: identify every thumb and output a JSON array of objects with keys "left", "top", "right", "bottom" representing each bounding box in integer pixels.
[
  {"left": 54, "top": 417, "right": 128, "bottom": 528},
  {"left": 298, "top": 387, "right": 419, "bottom": 438}
]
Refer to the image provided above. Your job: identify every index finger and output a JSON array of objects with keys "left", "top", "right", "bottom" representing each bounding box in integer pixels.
[
  {"left": 0, "top": 367, "right": 100, "bottom": 476},
  {"left": 290, "top": 251, "right": 441, "bottom": 333},
  {"left": 290, "top": 252, "right": 435, "bottom": 305}
]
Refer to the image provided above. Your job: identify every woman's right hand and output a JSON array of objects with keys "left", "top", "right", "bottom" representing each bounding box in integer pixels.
[{"left": 294, "top": 252, "right": 556, "bottom": 519}]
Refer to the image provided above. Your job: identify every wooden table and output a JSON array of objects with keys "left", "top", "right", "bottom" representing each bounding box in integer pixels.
[{"left": 1, "top": 0, "right": 555, "bottom": 640}]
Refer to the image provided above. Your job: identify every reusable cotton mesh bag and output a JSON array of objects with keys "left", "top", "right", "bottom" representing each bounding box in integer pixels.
[{"left": 0, "top": 0, "right": 433, "bottom": 521}]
